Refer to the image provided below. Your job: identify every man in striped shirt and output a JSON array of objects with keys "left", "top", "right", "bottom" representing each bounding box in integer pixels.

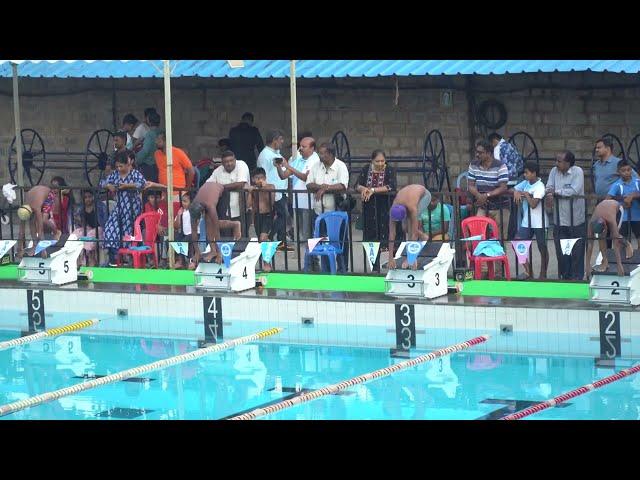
[{"left": 467, "top": 140, "right": 510, "bottom": 238}]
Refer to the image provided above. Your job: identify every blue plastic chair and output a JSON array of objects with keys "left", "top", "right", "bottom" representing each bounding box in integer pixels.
[{"left": 304, "top": 211, "right": 349, "bottom": 274}]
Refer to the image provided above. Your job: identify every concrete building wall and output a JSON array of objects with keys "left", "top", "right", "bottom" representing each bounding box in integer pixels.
[{"left": 0, "top": 73, "right": 638, "bottom": 189}]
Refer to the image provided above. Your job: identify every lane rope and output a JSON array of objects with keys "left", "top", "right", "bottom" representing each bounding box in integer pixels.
[
  {"left": 0, "top": 318, "right": 100, "bottom": 352},
  {"left": 0, "top": 327, "right": 283, "bottom": 417},
  {"left": 502, "top": 362, "right": 640, "bottom": 420},
  {"left": 230, "top": 334, "right": 490, "bottom": 420}
]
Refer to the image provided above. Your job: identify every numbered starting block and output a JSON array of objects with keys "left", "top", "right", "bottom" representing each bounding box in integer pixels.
[
  {"left": 589, "top": 250, "right": 640, "bottom": 305},
  {"left": 385, "top": 243, "right": 455, "bottom": 298},
  {"left": 194, "top": 238, "right": 261, "bottom": 292},
  {"left": 18, "top": 235, "right": 84, "bottom": 285}
]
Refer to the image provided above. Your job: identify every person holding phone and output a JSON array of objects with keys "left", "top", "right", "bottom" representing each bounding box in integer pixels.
[
  {"left": 257, "top": 130, "right": 292, "bottom": 249},
  {"left": 274, "top": 137, "right": 320, "bottom": 242}
]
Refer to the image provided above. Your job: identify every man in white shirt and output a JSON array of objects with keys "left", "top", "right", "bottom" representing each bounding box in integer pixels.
[
  {"left": 257, "top": 130, "right": 290, "bottom": 244},
  {"left": 545, "top": 150, "right": 586, "bottom": 280},
  {"left": 306, "top": 143, "right": 350, "bottom": 271},
  {"left": 276, "top": 136, "right": 320, "bottom": 241},
  {"left": 207, "top": 150, "right": 250, "bottom": 226},
  {"left": 306, "top": 143, "right": 349, "bottom": 214}
]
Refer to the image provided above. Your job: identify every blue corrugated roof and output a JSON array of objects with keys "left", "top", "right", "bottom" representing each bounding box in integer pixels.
[{"left": 1, "top": 60, "right": 639, "bottom": 78}]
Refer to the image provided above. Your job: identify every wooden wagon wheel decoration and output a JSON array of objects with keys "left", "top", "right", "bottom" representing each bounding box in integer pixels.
[
  {"left": 508, "top": 131, "right": 539, "bottom": 177},
  {"left": 330, "top": 130, "right": 351, "bottom": 167},
  {"left": 422, "top": 129, "right": 448, "bottom": 191},
  {"left": 84, "top": 129, "right": 114, "bottom": 187},
  {"left": 8, "top": 128, "right": 47, "bottom": 186},
  {"left": 627, "top": 133, "right": 640, "bottom": 170}
]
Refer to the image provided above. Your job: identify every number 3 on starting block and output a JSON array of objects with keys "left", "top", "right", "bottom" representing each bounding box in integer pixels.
[{"left": 384, "top": 244, "right": 454, "bottom": 299}]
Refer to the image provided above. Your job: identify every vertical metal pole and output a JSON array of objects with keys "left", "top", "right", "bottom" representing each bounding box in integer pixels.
[
  {"left": 12, "top": 63, "right": 24, "bottom": 189},
  {"left": 290, "top": 60, "right": 298, "bottom": 154},
  {"left": 111, "top": 78, "right": 118, "bottom": 132},
  {"left": 164, "top": 60, "right": 175, "bottom": 269},
  {"left": 287, "top": 60, "right": 298, "bottom": 269}
]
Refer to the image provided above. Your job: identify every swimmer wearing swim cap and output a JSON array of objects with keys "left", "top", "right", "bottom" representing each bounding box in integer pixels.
[
  {"left": 17, "top": 204, "right": 33, "bottom": 221},
  {"left": 388, "top": 184, "right": 431, "bottom": 270},
  {"left": 17, "top": 186, "right": 60, "bottom": 259},
  {"left": 586, "top": 199, "right": 634, "bottom": 278}
]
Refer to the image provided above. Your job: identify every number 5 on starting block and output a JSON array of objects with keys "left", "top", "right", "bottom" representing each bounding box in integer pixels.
[{"left": 18, "top": 237, "right": 84, "bottom": 285}]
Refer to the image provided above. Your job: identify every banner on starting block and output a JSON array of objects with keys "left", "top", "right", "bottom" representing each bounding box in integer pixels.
[
  {"left": 0, "top": 240, "right": 16, "bottom": 259},
  {"left": 510, "top": 240, "right": 532, "bottom": 265},
  {"left": 170, "top": 242, "right": 189, "bottom": 256},
  {"left": 361, "top": 242, "right": 380, "bottom": 270},
  {"left": 260, "top": 241, "right": 280, "bottom": 264},
  {"left": 216, "top": 242, "right": 235, "bottom": 268}
]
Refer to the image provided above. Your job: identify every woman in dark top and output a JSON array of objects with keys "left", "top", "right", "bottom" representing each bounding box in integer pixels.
[
  {"left": 355, "top": 149, "right": 397, "bottom": 245},
  {"left": 72, "top": 189, "right": 108, "bottom": 266},
  {"left": 50, "top": 176, "right": 75, "bottom": 234}
]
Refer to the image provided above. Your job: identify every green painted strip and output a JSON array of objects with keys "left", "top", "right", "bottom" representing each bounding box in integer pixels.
[
  {"left": 0, "top": 265, "right": 18, "bottom": 280},
  {"left": 263, "top": 273, "right": 387, "bottom": 293},
  {"left": 458, "top": 279, "right": 590, "bottom": 300},
  {"left": 0, "top": 264, "right": 591, "bottom": 299},
  {"left": 262, "top": 273, "right": 590, "bottom": 299},
  {"left": 79, "top": 267, "right": 195, "bottom": 286}
]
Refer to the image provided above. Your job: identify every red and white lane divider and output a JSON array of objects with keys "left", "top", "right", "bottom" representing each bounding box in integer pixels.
[
  {"left": 230, "top": 334, "right": 490, "bottom": 420},
  {"left": 502, "top": 363, "right": 640, "bottom": 420}
]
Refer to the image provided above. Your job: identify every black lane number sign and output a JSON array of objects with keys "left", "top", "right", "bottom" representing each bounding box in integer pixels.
[
  {"left": 599, "top": 311, "right": 621, "bottom": 359},
  {"left": 203, "top": 297, "right": 223, "bottom": 343},
  {"left": 395, "top": 303, "right": 416, "bottom": 351},
  {"left": 27, "top": 290, "right": 46, "bottom": 332}
]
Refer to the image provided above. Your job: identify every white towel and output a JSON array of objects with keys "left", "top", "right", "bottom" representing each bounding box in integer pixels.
[{"left": 2, "top": 183, "right": 17, "bottom": 204}]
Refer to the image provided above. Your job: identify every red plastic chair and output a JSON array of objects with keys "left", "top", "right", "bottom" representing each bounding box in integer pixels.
[
  {"left": 117, "top": 211, "right": 161, "bottom": 269},
  {"left": 460, "top": 216, "right": 510, "bottom": 280}
]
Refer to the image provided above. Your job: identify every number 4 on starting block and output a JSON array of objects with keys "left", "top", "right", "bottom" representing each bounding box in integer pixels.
[
  {"left": 194, "top": 239, "right": 261, "bottom": 292},
  {"left": 385, "top": 244, "right": 455, "bottom": 299}
]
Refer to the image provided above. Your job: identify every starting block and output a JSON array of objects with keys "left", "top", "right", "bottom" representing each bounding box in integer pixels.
[
  {"left": 194, "top": 238, "right": 261, "bottom": 292},
  {"left": 589, "top": 250, "right": 640, "bottom": 305},
  {"left": 18, "top": 235, "right": 84, "bottom": 285},
  {"left": 385, "top": 243, "right": 455, "bottom": 298}
]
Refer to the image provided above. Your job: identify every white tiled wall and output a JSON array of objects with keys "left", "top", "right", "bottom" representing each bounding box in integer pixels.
[{"left": 2, "top": 287, "right": 640, "bottom": 358}]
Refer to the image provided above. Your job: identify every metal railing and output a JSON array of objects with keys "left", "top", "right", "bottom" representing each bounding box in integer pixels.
[{"left": 1, "top": 182, "right": 631, "bottom": 282}]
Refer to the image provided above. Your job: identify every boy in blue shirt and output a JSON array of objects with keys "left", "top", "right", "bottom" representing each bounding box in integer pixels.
[
  {"left": 513, "top": 160, "right": 549, "bottom": 279},
  {"left": 606, "top": 159, "right": 640, "bottom": 247}
]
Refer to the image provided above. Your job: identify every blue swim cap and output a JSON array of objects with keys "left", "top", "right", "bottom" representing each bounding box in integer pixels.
[{"left": 390, "top": 204, "right": 407, "bottom": 221}]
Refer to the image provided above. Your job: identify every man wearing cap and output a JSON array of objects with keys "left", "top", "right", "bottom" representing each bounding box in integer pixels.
[
  {"left": 585, "top": 199, "right": 634, "bottom": 279},
  {"left": 388, "top": 184, "right": 431, "bottom": 269},
  {"left": 17, "top": 185, "right": 60, "bottom": 259}
]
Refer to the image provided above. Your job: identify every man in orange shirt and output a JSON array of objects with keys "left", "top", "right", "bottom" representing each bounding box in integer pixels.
[{"left": 154, "top": 131, "right": 196, "bottom": 200}]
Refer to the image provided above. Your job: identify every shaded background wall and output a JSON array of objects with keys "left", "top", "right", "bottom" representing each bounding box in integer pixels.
[{"left": 0, "top": 72, "right": 639, "bottom": 189}]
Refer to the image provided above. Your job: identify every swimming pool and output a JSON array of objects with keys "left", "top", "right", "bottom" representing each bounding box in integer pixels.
[{"left": 1, "top": 326, "right": 638, "bottom": 420}]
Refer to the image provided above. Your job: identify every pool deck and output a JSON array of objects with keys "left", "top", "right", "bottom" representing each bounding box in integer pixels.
[{"left": 0, "top": 266, "right": 637, "bottom": 312}]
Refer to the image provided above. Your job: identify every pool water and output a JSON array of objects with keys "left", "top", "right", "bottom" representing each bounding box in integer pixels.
[{"left": 0, "top": 329, "right": 638, "bottom": 420}]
